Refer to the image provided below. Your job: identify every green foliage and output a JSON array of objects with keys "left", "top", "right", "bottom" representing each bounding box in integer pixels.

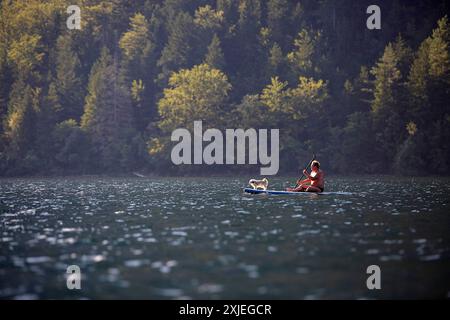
[
  {"left": 287, "top": 29, "right": 323, "bottom": 77},
  {"left": 81, "top": 47, "right": 113, "bottom": 130},
  {"left": 260, "top": 76, "right": 328, "bottom": 120},
  {"left": 268, "top": 43, "right": 284, "bottom": 76},
  {"left": 408, "top": 39, "right": 431, "bottom": 103},
  {"left": 260, "top": 77, "right": 289, "bottom": 113},
  {"left": 339, "top": 112, "right": 379, "bottom": 173},
  {"left": 0, "top": 1, "right": 449, "bottom": 176},
  {"left": 119, "top": 13, "right": 153, "bottom": 63},
  {"left": 54, "top": 35, "right": 83, "bottom": 120},
  {"left": 131, "top": 79, "right": 145, "bottom": 103},
  {"left": 428, "top": 16, "right": 450, "bottom": 79},
  {"left": 157, "top": 63, "right": 231, "bottom": 133},
  {"left": 290, "top": 77, "right": 329, "bottom": 120},
  {"left": 194, "top": 5, "right": 224, "bottom": 30},
  {"left": 370, "top": 43, "right": 402, "bottom": 116},
  {"left": 368, "top": 36, "right": 417, "bottom": 171},
  {"left": 4, "top": 82, "right": 37, "bottom": 155},
  {"left": 157, "top": 12, "right": 198, "bottom": 84},
  {"left": 258, "top": 75, "right": 328, "bottom": 172},
  {"left": 233, "top": 94, "right": 268, "bottom": 129},
  {"left": 7, "top": 34, "right": 44, "bottom": 78},
  {"left": 267, "top": 0, "right": 288, "bottom": 40},
  {"left": 204, "top": 34, "right": 225, "bottom": 70},
  {"left": 394, "top": 134, "right": 428, "bottom": 175},
  {"left": 81, "top": 48, "right": 136, "bottom": 171},
  {"left": 53, "top": 119, "right": 91, "bottom": 173}
]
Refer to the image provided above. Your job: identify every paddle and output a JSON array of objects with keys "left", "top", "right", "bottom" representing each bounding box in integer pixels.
[{"left": 293, "top": 153, "right": 316, "bottom": 189}]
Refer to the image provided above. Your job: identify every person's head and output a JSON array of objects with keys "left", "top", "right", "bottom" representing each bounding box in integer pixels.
[{"left": 311, "top": 160, "right": 320, "bottom": 172}]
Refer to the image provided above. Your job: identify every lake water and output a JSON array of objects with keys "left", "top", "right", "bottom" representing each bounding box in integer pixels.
[{"left": 0, "top": 176, "right": 449, "bottom": 299}]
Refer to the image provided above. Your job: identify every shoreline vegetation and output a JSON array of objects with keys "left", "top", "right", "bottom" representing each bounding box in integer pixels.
[
  {"left": 1, "top": 172, "right": 449, "bottom": 180},
  {"left": 1, "top": 1, "right": 449, "bottom": 178}
]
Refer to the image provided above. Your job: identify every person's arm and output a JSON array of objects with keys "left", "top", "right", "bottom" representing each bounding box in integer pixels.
[
  {"left": 303, "top": 169, "right": 322, "bottom": 182},
  {"left": 303, "top": 169, "right": 317, "bottom": 180},
  {"left": 298, "top": 178, "right": 310, "bottom": 184}
]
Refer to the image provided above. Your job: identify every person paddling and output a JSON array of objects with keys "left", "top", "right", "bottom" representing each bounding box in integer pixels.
[{"left": 287, "top": 160, "right": 325, "bottom": 193}]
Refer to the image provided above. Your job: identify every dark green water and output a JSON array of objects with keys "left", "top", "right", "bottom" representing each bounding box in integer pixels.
[{"left": 1, "top": 176, "right": 449, "bottom": 299}]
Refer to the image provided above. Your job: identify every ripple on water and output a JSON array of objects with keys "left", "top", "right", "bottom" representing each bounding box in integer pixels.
[
  {"left": 1, "top": 176, "right": 449, "bottom": 299},
  {"left": 25, "top": 256, "right": 52, "bottom": 264}
]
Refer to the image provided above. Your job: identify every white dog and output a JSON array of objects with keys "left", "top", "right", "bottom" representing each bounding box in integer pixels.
[{"left": 249, "top": 178, "right": 269, "bottom": 190}]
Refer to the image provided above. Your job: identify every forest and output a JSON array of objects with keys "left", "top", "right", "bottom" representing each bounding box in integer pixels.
[{"left": 0, "top": 0, "right": 449, "bottom": 176}]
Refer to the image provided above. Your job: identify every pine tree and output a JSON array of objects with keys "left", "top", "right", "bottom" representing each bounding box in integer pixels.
[
  {"left": 370, "top": 37, "right": 414, "bottom": 170},
  {"left": 287, "top": 29, "right": 322, "bottom": 78},
  {"left": 194, "top": 5, "right": 224, "bottom": 31},
  {"left": 237, "top": 0, "right": 262, "bottom": 35},
  {"left": 81, "top": 47, "right": 113, "bottom": 129},
  {"left": 119, "top": 13, "right": 153, "bottom": 65},
  {"left": 54, "top": 35, "right": 83, "bottom": 121},
  {"left": 340, "top": 112, "right": 378, "bottom": 173},
  {"left": 267, "top": 0, "right": 288, "bottom": 41},
  {"left": 204, "top": 34, "right": 225, "bottom": 70},
  {"left": 2, "top": 79, "right": 39, "bottom": 173},
  {"left": 408, "top": 39, "right": 431, "bottom": 121},
  {"left": 0, "top": 54, "right": 12, "bottom": 133},
  {"left": 268, "top": 43, "right": 284, "bottom": 76},
  {"left": 427, "top": 16, "right": 450, "bottom": 123},
  {"left": 371, "top": 44, "right": 402, "bottom": 117},
  {"left": 7, "top": 34, "right": 44, "bottom": 80},
  {"left": 52, "top": 119, "right": 91, "bottom": 173},
  {"left": 119, "top": 12, "right": 156, "bottom": 131},
  {"left": 428, "top": 16, "right": 450, "bottom": 80},
  {"left": 408, "top": 16, "right": 449, "bottom": 124},
  {"left": 81, "top": 48, "right": 135, "bottom": 171},
  {"left": 157, "top": 12, "right": 198, "bottom": 85}
]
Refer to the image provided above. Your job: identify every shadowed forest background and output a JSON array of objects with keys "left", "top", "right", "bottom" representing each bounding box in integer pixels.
[{"left": 0, "top": 0, "right": 449, "bottom": 176}]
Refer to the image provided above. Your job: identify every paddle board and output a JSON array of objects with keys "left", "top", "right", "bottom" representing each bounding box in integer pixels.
[{"left": 244, "top": 188, "right": 324, "bottom": 195}]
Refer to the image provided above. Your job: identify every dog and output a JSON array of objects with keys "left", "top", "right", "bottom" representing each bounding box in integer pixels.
[{"left": 249, "top": 178, "right": 269, "bottom": 190}]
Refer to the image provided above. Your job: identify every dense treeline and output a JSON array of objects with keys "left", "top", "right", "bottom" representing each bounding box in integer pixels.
[{"left": 0, "top": 0, "right": 449, "bottom": 176}]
